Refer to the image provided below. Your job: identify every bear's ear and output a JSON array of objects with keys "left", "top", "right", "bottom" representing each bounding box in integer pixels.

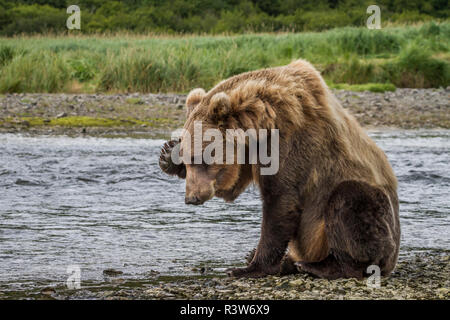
[
  {"left": 186, "top": 88, "right": 206, "bottom": 117},
  {"left": 208, "top": 92, "right": 231, "bottom": 122}
]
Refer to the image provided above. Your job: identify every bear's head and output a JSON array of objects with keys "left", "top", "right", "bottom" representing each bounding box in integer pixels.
[
  {"left": 179, "top": 88, "right": 240, "bottom": 205},
  {"left": 178, "top": 86, "right": 277, "bottom": 205}
]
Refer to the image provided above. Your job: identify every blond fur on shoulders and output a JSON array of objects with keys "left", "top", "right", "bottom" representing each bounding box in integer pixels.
[{"left": 186, "top": 60, "right": 341, "bottom": 135}]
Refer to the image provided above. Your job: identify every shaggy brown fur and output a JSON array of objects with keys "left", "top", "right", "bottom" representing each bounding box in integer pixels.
[{"left": 159, "top": 59, "right": 400, "bottom": 279}]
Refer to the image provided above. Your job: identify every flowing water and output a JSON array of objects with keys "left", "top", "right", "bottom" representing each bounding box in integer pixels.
[{"left": 0, "top": 130, "right": 449, "bottom": 292}]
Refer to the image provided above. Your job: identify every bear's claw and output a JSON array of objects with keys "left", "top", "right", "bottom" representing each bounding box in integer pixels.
[
  {"left": 226, "top": 267, "right": 267, "bottom": 278},
  {"left": 159, "top": 139, "right": 186, "bottom": 178},
  {"left": 245, "top": 248, "right": 256, "bottom": 265}
]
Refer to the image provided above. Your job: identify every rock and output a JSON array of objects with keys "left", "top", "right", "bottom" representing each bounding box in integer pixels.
[
  {"left": 40, "top": 287, "right": 56, "bottom": 295},
  {"left": 103, "top": 268, "right": 123, "bottom": 276},
  {"left": 276, "top": 281, "right": 290, "bottom": 290},
  {"left": 102, "top": 291, "right": 115, "bottom": 297},
  {"left": 56, "top": 112, "right": 67, "bottom": 118},
  {"left": 146, "top": 270, "right": 160, "bottom": 277},
  {"left": 289, "top": 279, "right": 304, "bottom": 287},
  {"left": 110, "top": 278, "right": 125, "bottom": 284},
  {"left": 436, "top": 288, "right": 449, "bottom": 296}
]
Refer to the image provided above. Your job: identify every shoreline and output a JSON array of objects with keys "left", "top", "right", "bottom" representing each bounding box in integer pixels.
[
  {"left": 1, "top": 250, "right": 448, "bottom": 300},
  {"left": 1, "top": 88, "right": 449, "bottom": 138}
]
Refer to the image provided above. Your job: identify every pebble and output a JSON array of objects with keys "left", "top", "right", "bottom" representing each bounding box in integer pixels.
[
  {"left": 103, "top": 268, "right": 123, "bottom": 276},
  {"left": 40, "top": 287, "right": 56, "bottom": 296}
]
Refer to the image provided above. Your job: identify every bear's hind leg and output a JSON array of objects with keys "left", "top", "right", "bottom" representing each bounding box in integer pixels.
[
  {"left": 279, "top": 253, "right": 300, "bottom": 275},
  {"left": 309, "top": 180, "right": 399, "bottom": 279},
  {"left": 295, "top": 250, "right": 366, "bottom": 279}
]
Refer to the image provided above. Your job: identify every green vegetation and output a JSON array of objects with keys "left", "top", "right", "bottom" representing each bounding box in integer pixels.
[
  {"left": 0, "top": 22, "right": 448, "bottom": 93},
  {"left": 0, "top": 1, "right": 447, "bottom": 94},
  {"left": 0, "top": 0, "right": 448, "bottom": 35},
  {"left": 0, "top": 115, "right": 177, "bottom": 128},
  {"left": 328, "top": 83, "right": 397, "bottom": 92}
]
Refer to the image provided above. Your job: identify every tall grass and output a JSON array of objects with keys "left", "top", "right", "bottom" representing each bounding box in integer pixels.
[
  {"left": 0, "top": 22, "right": 448, "bottom": 93},
  {"left": 0, "top": 50, "right": 70, "bottom": 92}
]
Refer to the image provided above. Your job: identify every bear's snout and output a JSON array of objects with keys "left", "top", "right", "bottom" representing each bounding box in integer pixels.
[{"left": 185, "top": 195, "right": 203, "bottom": 205}]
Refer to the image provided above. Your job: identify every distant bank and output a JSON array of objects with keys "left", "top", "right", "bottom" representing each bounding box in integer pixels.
[{"left": 0, "top": 88, "right": 448, "bottom": 138}]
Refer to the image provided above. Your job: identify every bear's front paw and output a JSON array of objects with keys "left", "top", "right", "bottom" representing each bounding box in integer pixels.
[
  {"left": 226, "top": 263, "right": 277, "bottom": 278},
  {"left": 159, "top": 140, "right": 186, "bottom": 179},
  {"left": 226, "top": 267, "right": 266, "bottom": 278}
]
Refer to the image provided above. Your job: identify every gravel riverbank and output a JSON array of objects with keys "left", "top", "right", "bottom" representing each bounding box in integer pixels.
[
  {"left": 2, "top": 250, "right": 448, "bottom": 300},
  {"left": 0, "top": 88, "right": 449, "bottom": 137}
]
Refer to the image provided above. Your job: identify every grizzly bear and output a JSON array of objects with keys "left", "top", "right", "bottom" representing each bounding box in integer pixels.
[{"left": 159, "top": 59, "right": 400, "bottom": 279}]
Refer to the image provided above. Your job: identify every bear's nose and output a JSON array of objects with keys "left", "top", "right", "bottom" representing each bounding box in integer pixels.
[{"left": 185, "top": 196, "right": 201, "bottom": 205}]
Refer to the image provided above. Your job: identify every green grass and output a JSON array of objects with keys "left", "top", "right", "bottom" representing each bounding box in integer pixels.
[{"left": 0, "top": 22, "right": 448, "bottom": 93}]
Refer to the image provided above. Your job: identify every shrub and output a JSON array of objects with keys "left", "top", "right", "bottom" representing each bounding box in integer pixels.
[
  {"left": 1, "top": 4, "right": 66, "bottom": 36},
  {"left": 388, "top": 42, "right": 449, "bottom": 88}
]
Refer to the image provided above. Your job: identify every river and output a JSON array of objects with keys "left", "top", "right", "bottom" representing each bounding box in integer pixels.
[{"left": 0, "top": 130, "right": 448, "bottom": 292}]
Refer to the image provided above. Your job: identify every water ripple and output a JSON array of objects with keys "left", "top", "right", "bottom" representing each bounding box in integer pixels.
[{"left": 0, "top": 131, "right": 448, "bottom": 290}]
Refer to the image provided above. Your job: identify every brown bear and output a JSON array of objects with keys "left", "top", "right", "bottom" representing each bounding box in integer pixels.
[{"left": 159, "top": 59, "right": 400, "bottom": 279}]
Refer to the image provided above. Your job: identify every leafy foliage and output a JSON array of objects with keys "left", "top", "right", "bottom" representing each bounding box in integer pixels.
[{"left": 0, "top": 0, "right": 448, "bottom": 35}]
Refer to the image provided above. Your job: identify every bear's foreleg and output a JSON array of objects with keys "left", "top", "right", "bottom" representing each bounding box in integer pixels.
[
  {"left": 227, "top": 195, "right": 301, "bottom": 278},
  {"left": 245, "top": 248, "right": 298, "bottom": 276}
]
